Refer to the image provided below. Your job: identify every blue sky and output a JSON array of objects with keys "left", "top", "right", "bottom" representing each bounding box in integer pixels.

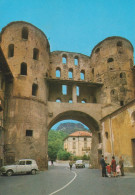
[
  {"left": 0, "top": 0, "right": 134, "bottom": 129},
  {"left": 0, "top": 0, "right": 135, "bottom": 57}
]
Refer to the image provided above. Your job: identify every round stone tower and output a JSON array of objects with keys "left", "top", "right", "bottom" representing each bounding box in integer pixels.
[
  {"left": 0, "top": 21, "right": 50, "bottom": 169},
  {"left": 90, "top": 36, "right": 134, "bottom": 107}
]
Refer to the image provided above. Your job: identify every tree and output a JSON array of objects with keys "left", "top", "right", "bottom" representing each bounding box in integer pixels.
[{"left": 57, "top": 149, "right": 71, "bottom": 160}]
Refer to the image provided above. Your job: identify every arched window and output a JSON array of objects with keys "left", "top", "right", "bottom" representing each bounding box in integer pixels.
[
  {"left": 22, "top": 27, "right": 28, "bottom": 40},
  {"left": 8, "top": 44, "right": 14, "bottom": 57},
  {"left": 33, "top": 48, "right": 39, "bottom": 60},
  {"left": 68, "top": 68, "right": 73, "bottom": 79},
  {"left": 117, "top": 41, "right": 122, "bottom": 47},
  {"left": 80, "top": 70, "right": 85, "bottom": 80},
  {"left": 56, "top": 98, "right": 61, "bottom": 103},
  {"left": 62, "top": 55, "right": 67, "bottom": 64},
  {"left": 95, "top": 48, "right": 100, "bottom": 53},
  {"left": 56, "top": 68, "right": 61, "bottom": 78},
  {"left": 74, "top": 57, "right": 78, "bottom": 66},
  {"left": 20, "top": 62, "right": 27, "bottom": 75},
  {"left": 107, "top": 58, "right": 114, "bottom": 63},
  {"left": 32, "top": 83, "right": 38, "bottom": 96}
]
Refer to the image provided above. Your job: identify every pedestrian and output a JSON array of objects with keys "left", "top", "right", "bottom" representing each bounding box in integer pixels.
[
  {"left": 111, "top": 156, "right": 116, "bottom": 177},
  {"left": 116, "top": 164, "right": 120, "bottom": 176},
  {"left": 100, "top": 155, "right": 108, "bottom": 177},
  {"left": 69, "top": 161, "right": 73, "bottom": 170},
  {"left": 119, "top": 156, "right": 125, "bottom": 176},
  {"left": 51, "top": 160, "right": 54, "bottom": 165},
  {"left": 106, "top": 164, "right": 111, "bottom": 177}
]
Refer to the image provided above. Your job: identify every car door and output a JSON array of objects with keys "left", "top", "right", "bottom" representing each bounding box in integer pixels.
[
  {"left": 25, "top": 160, "right": 32, "bottom": 172},
  {"left": 16, "top": 160, "right": 26, "bottom": 173}
]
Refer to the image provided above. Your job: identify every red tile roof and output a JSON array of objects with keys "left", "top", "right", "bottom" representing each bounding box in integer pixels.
[{"left": 69, "top": 131, "right": 92, "bottom": 137}]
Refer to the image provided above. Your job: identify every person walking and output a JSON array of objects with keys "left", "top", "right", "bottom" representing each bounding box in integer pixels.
[
  {"left": 119, "top": 156, "right": 125, "bottom": 176},
  {"left": 69, "top": 161, "right": 73, "bottom": 170},
  {"left": 100, "top": 155, "right": 107, "bottom": 177},
  {"left": 111, "top": 156, "right": 117, "bottom": 177}
]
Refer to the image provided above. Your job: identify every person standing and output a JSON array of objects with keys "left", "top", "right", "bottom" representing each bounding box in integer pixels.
[
  {"left": 119, "top": 156, "right": 125, "bottom": 176},
  {"left": 111, "top": 156, "right": 116, "bottom": 177},
  {"left": 69, "top": 161, "right": 73, "bottom": 170},
  {"left": 100, "top": 155, "right": 107, "bottom": 177}
]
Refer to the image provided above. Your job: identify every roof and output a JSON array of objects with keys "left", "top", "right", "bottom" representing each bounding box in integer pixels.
[{"left": 69, "top": 131, "right": 92, "bottom": 137}]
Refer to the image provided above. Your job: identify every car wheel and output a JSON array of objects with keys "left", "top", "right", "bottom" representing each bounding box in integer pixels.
[
  {"left": 31, "top": 169, "right": 36, "bottom": 175},
  {"left": 6, "top": 170, "right": 13, "bottom": 176}
]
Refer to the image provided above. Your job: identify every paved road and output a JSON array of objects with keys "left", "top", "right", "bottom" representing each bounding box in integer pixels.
[{"left": 0, "top": 162, "right": 135, "bottom": 195}]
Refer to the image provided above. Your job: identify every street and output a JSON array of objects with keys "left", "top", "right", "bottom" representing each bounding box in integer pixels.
[{"left": 0, "top": 162, "right": 135, "bottom": 195}]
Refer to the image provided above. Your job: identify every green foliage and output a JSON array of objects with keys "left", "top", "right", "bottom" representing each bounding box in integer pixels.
[
  {"left": 72, "top": 155, "right": 90, "bottom": 161},
  {"left": 57, "top": 149, "right": 71, "bottom": 160},
  {"left": 48, "top": 130, "right": 68, "bottom": 160}
]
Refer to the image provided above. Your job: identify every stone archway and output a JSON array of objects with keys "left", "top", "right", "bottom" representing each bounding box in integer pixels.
[{"left": 47, "top": 110, "right": 101, "bottom": 168}]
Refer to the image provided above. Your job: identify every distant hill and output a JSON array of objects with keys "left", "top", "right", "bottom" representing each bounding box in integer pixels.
[{"left": 56, "top": 122, "right": 90, "bottom": 135}]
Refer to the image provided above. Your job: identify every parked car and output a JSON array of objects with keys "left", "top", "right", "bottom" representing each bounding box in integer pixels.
[
  {"left": 75, "top": 160, "right": 85, "bottom": 168},
  {"left": 0, "top": 159, "right": 39, "bottom": 176}
]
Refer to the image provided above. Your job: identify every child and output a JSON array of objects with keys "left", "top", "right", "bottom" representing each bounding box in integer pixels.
[
  {"left": 106, "top": 164, "right": 111, "bottom": 177},
  {"left": 116, "top": 164, "right": 120, "bottom": 176}
]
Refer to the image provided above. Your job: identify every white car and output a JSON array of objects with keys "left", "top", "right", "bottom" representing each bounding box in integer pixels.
[
  {"left": 0, "top": 159, "right": 39, "bottom": 176},
  {"left": 75, "top": 160, "right": 85, "bottom": 168}
]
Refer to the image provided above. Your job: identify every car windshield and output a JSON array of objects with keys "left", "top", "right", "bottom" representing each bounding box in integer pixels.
[{"left": 76, "top": 160, "right": 83, "bottom": 164}]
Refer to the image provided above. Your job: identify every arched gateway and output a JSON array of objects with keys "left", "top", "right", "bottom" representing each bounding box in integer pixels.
[{"left": 0, "top": 21, "right": 134, "bottom": 169}]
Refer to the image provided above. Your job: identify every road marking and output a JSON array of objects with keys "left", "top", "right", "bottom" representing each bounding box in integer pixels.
[{"left": 48, "top": 169, "right": 77, "bottom": 195}]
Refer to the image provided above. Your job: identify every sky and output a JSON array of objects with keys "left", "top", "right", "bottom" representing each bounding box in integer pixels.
[
  {"left": 0, "top": 0, "right": 135, "bottom": 57},
  {"left": 0, "top": 0, "right": 134, "bottom": 129}
]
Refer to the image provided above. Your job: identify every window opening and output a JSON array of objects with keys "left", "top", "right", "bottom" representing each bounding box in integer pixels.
[
  {"left": 95, "top": 48, "right": 100, "bottom": 53},
  {"left": 69, "top": 99, "right": 73, "bottom": 103},
  {"left": 20, "top": 62, "right": 27, "bottom": 75},
  {"left": 98, "top": 133, "right": 101, "bottom": 143},
  {"left": 26, "top": 161, "right": 32, "bottom": 165},
  {"left": 74, "top": 57, "right": 78, "bottom": 66},
  {"left": 131, "top": 111, "right": 135, "bottom": 122},
  {"left": 62, "top": 85, "right": 67, "bottom": 95},
  {"left": 80, "top": 70, "right": 85, "bottom": 80},
  {"left": 117, "top": 41, "right": 122, "bottom": 47},
  {"left": 26, "top": 130, "right": 33, "bottom": 136},
  {"left": 92, "top": 68, "right": 94, "bottom": 75},
  {"left": 22, "top": 27, "right": 28, "bottom": 40},
  {"left": 56, "top": 68, "right": 61, "bottom": 78},
  {"left": 56, "top": 98, "right": 61, "bottom": 103},
  {"left": 33, "top": 48, "right": 39, "bottom": 60},
  {"left": 8, "top": 44, "right": 14, "bottom": 57},
  {"left": 76, "top": 86, "right": 79, "bottom": 96},
  {"left": 32, "top": 83, "right": 38, "bottom": 96},
  {"left": 120, "top": 101, "right": 124, "bottom": 106},
  {"left": 107, "top": 58, "right": 114, "bottom": 63},
  {"left": 62, "top": 55, "right": 67, "bottom": 64},
  {"left": 73, "top": 138, "right": 75, "bottom": 140},
  {"left": 68, "top": 68, "right": 73, "bottom": 79}
]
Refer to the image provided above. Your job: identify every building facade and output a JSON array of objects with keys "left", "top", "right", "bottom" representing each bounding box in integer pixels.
[
  {"left": 64, "top": 131, "right": 92, "bottom": 157},
  {"left": 0, "top": 21, "right": 135, "bottom": 169}
]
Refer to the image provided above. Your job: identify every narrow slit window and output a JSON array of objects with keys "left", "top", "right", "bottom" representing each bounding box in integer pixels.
[
  {"left": 120, "top": 101, "right": 124, "bottom": 106},
  {"left": 32, "top": 83, "right": 38, "bottom": 96},
  {"left": 20, "top": 62, "right": 27, "bottom": 75},
  {"left": 80, "top": 70, "right": 85, "bottom": 80},
  {"left": 68, "top": 68, "right": 73, "bottom": 79},
  {"left": 56, "top": 68, "right": 61, "bottom": 78},
  {"left": 76, "top": 86, "right": 79, "bottom": 96},
  {"left": 8, "top": 44, "right": 14, "bottom": 57},
  {"left": 62, "top": 85, "right": 67, "bottom": 95},
  {"left": 117, "top": 41, "right": 122, "bottom": 47},
  {"left": 33, "top": 48, "right": 39, "bottom": 60},
  {"left": 74, "top": 57, "right": 78, "bottom": 66},
  {"left": 22, "top": 27, "right": 28, "bottom": 40}
]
